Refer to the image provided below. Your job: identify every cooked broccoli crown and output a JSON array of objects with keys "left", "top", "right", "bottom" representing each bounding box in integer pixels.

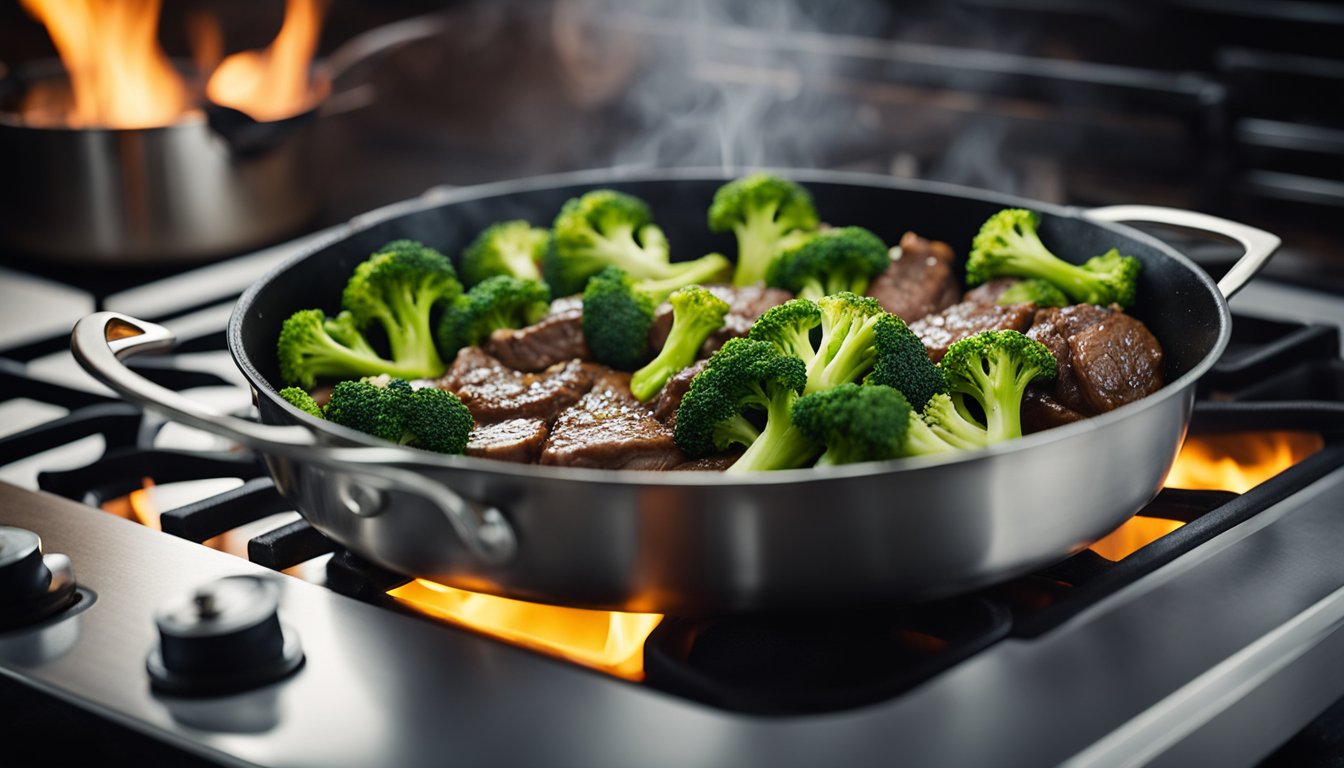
[
  {"left": 437, "top": 276, "right": 551, "bottom": 355},
  {"left": 996, "top": 278, "right": 1070, "bottom": 308},
  {"left": 792, "top": 383, "right": 912, "bottom": 466},
  {"left": 865, "top": 313, "right": 947, "bottom": 409},
  {"left": 630, "top": 286, "right": 730, "bottom": 401},
  {"left": 632, "top": 252, "right": 733, "bottom": 304},
  {"left": 400, "top": 387, "right": 474, "bottom": 454},
  {"left": 324, "top": 379, "right": 406, "bottom": 442},
  {"left": 939, "top": 329, "right": 1057, "bottom": 443},
  {"left": 967, "top": 209, "right": 1140, "bottom": 308},
  {"left": 461, "top": 220, "right": 549, "bottom": 286},
  {"left": 748, "top": 298, "right": 823, "bottom": 366},
  {"left": 543, "top": 190, "right": 676, "bottom": 296},
  {"left": 765, "top": 226, "right": 889, "bottom": 301},
  {"left": 673, "top": 338, "right": 817, "bottom": 472},
  {"left": 582, "top": 267, "right": 657, "bottom": 370},
  {"left": 340, "top": 239, "right": 461, "bottom": 378},
  {"left": 806, "top": 292, "right": 887, "bottom": 395},
  {"left": 918, "top": 392, "right": 989, "bottom": 452},
  {"left": 708, "top": 174, "right": 820, "bottom": 287},
  {"left": 277, "top": 309, "right": 432, "bottom": 389},
  {"left": 325, "top": 378, "right": 472, "bottom": 454},
  {"left": 278, "top": 386, "right": 323, "bottom": 418}
]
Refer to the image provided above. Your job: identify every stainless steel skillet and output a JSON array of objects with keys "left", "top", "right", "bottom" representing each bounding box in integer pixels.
[{"left": 71, "top": 168, "right": 1279, "bottom": 615}]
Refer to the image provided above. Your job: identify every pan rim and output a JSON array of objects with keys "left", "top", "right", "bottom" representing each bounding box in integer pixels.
[{"left": 228, "top": 166, "right": 1230, "bottom": 486}]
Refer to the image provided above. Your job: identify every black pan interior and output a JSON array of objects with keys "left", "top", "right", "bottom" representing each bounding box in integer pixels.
[{"left": 233, "top": 173, "right": 1224, "bottom": 405}]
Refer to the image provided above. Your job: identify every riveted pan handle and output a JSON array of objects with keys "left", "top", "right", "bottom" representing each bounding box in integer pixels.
[
  {"left": 1084, "top": 205, "right": 1280, "bottom": 299},
  {"left": 70, "top": 312, "right": 516, "bottom": 565}
]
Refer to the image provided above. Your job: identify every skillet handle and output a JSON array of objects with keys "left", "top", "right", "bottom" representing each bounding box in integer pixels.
[
  {"left": 1083, "top": 205, "right": 1280, "bottom": 299},
  {"left": 70, "top": 312, "right": 516, "bottom": 565}
]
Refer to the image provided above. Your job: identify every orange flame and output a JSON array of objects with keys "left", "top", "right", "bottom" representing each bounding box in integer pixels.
[
  {"left": 1165, "top": 431, "right": 1322, "bottom": 494},
  {"left": 388, "top": 579, "right": 663, "bottom": 681},
  {"left": 206, "top": 0, "right": 329, "bottom": 122},
  {"left": 20, "top": 0, "right": 188, "bottom": 128}
]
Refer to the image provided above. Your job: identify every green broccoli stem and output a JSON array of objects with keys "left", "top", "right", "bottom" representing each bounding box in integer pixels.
[
  {"left": 1001, "top": 231, "right": 1108, "bottom": 304},
  {"left": 305, "top": 347, "right": 438, "bottom": 386},
  {"left": 725, "top": 389, "right": 818, "bottom": 473},
  {"left": 732, "top": 204, "right": 784, "bottom": 286},
  {"left": 630, "top": 315, "right": 720, "bottom": 401},
  {"left": 805, "top": 313, "right": 882, "bottom": 395},
  {"left": 377, "top": 284, "right": 446, "bottom": 374},
  {"left": 903, "top": 414, "right": 958, "bottom": 456},
  {"left": 713, "top": 413, "right": 762, "bottom": 451}
]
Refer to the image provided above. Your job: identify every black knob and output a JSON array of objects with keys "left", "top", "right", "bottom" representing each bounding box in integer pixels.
[
  {"left": 147, "top": 576, "right": 303, "bottom": 696},
  {"left": 0, "top": 526, "right": 77, "bottom": 630}
]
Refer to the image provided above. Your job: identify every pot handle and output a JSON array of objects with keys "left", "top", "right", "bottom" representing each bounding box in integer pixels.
[
  {"left": 70, "top": 312, "right": 516, "bottom": 565},
  {"left": 1083, "top": 205, "right": 1280, "bottom": 299}
]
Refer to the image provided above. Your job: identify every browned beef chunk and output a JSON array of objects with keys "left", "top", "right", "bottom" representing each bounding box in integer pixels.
[
  {"left": 1023, "top": 304, "right": 1165, "bottom": 429},
  {"left": 651, "top": 359, "right": 708, "bottom": 424},
  {"left": 909, "top": 301, "right": 1036, "bottom": 362},
  {"left": 866, "top": 231, "right": 961, "bottom": 322},
  {"left": 439, "top": 347, "right": 596, "bottom": 424},
  {"left": 671, "top": 452, "right": 741, "bottom": 471},
  {"left": 539, "top": 370, "right": 686, "bottom": 470},
  {"left": 466, "top": 418, "right": 549, "bottom": 463},
  {"left": 963, "top": 278, "right": 1023, "bottom": 306},
  {"left": 648, "top": 284, "right": 793, "bottom": 356},
  {"left": 484, "top": 308, "right": 589, "bottom": 372}
]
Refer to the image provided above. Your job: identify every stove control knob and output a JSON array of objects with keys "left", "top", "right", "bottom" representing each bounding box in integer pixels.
[
  {"left": 0, "top": 526, "right": 77, "bottom": 630},
  {"left": 147, "top": 575, "right": 304, "bottom": 696}
]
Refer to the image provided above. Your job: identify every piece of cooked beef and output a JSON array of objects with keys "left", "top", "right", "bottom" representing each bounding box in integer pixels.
[
  {"left": 1022, "top": 304, "right": 1165, "bottom": 430},
  {"left": 866, "top": 231, "right": 961, "bottom": 322},
  {"left": 439, "top": 347, "right": 596, "bottom": 424},
  {"left": 648, "top": 284, "right": 793, "bottom": 357},
  {"left": 484, "top": 308, "right": 589, "bottom": 372},
  {"left": 909, "top": 301, "right": 1036, "bottom": 362},
  {"left": 963, "top": 277, "right": 1023, "bottom": 306},
  {"left": 651, "top": 359, "right": 708, "bottom": 424},
  {"left": 466, "top": 418, "right": 550, "bottom": 463},
  {"left": 539, "top": 369, "right": 686, "bottom": 470}
]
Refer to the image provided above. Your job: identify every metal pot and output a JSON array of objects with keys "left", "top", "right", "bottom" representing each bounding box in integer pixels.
[
  {"left": 71, "top": 169, "right": 1279, "bottom": 614},
  {"left": 0, "top": 14, "right": 449, "bottom": 265}
]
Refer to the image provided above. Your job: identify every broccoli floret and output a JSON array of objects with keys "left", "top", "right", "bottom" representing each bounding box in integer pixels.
[
  {"left": 630, "top": 286, "right": 730, "bottom": 401},
  {"left": 340, "top": 239, "right": 462, "bottom": 379},
  {"left": 401, "top": 387, "right": 474, "bottom": 454},
  {"left": 791, "top": 383, "right": 912, "bottom": 466},
  {"left": 278, "top": 386, "right": 323, "bottom": 418},
  {"left": 805, "top": 292, "right": 888, "bottom": 395},
  {"left": 996, "top": 278, "right": 1070, "bottom": 308},
  {"left": 748, "top": 298, "right": 823, "bottom": 367},
  {"left": 277, "top": 309, "right": 435, "bottom": 389},
  {"left": 461, "top": 220, "right": 550, "bottom": 286},
  {"left": 542, "top": 189, "right": 679, "bottom": 296},
  {"left": 437, "top": 276, "right": 551, "bottom": 355},
  {"left": 708, "top": 174, "right": 820, "bottom": 287},
  {"left": 765, "top": 226, "right": 889, "bottom": 301},
  {"left": 967, "top": 209, "right": 1140, "bottom": 308},
  {"left": 673, "top": 338, "right": 817, "bottom": 473},
  {"left": 918, "top": 392, "right": 989, "bottom": 451},
  {"left": 325, "top": 378, "right": 472, "bottom": 454},
  {"left": 866, "top": 313, "right": 946, "bottom": 409},
  {"left": 582, "top": 267, "right": 658, "bottom": 370},
  {"left": 938, "top": 329, "right": 1057, "bottom": 443}
]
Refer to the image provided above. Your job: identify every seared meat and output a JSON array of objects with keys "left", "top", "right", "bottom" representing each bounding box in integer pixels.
[
  {"left": 651, "top": 359, "right": 708, "bottom": 424},
  {"left": 467, "top": 418, "right": 550, "bottom": 463},
  {"left": 540, "top": 370, "right": 686, "bottom": 470},
  {"left": 909, "top": 301, "right": 1036, "bottom": 362},
  {"left": 439, "top": 347, "right": 596, "bottom": 424},
  {"left": 1023, "top": 304, "right": 1164, "bottom": 430},
  {"left": 484, "top": 308, "right": 589, "bottom": 372},
  {"left": 963, "top": 277, "right": 1023, "bottom": 306},
  {"left": 648, "top": 284, "right": 793, "bottom": 356},
  {"left": 866, "top": 231, "right": 961, "bottom": 322}
]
